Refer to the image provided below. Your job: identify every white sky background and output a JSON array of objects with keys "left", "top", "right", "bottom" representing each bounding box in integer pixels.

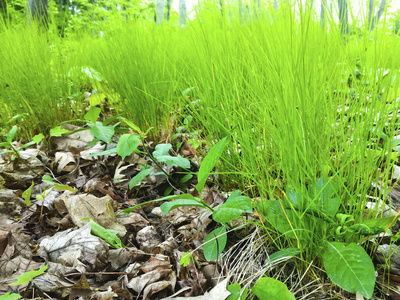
[{"left": 171, "top": 0, "right": 400, "bottom": 21}]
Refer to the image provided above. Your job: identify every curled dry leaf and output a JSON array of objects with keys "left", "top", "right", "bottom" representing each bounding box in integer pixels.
[
  {"left": 57, "top": 192, "right": 127, "bottom": 237},
  {"left": 38, "top": 223, "right": 108, "bottom": 270}
]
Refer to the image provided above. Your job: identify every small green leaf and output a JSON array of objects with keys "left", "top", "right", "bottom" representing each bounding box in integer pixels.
[
  {"left": 212, "top": 191, "right": 253, "bottom": 222},
  {"left": 160, "top": 199, "right": 206, "bottom": 215},
  {"left": 7, "top": 125, "right": 18, "bottom": 143},
  {"left": 227, "top": 283, "right": 248, "bottom": 300},
  {"left": 53, "top": 183, "right": 77, "bottom": 192},
  {"left": 0, "top": 292, "right": 22, "bottom": 300},
  {"left": 117, "top": 134, "right": 140, "bottom": 160},
  {"left": 322, "top": 242, "right": 375, "bottom": 298},
  {"left": 196, "top": 137, "right": 228, "bottom": 194},
  {"left": 164, "top": 186, "right": 174, "bottom": 196},
  {"left": 90, "top": 123, "right": 114, "bottom": 143},
  {"left": 84, "top": 106, "right": 101, "bottom": 123},
  {"left": 6, "top": 113, "right": 28, "bottom": 124},
  {"left": 362, "top": 215, "right": 398, "bottom": 231},
  {"left": 22, "top": 181, "right": 34, "bottom": 206},
  {"left": 314, "top": 177, "right": 340, "bottom": 217},
  {"left": 119, "top": 117, "right": 142, "bottom": 133},
  {"left": 9, "top": 265, "right": 48, "bottom": 286},
  {"left": 156, "top": 155, "right": 191, "bottom": 169},
  {"left": 266, "top": 248, "right": 300, "bottom": 264},
  {"left": 32, "top": 133, "right": 44, "bottom": 144},
  {"left": 82, "top": 218, "right": 124, "bottom": 249},
  {"left": 203, "top": 226, "right": 227, "bottom": 261},
  {"left": 50, "top": 126, "right": 69, "bottom": 137},
  {"left": 179, "top": 174, "right": 193, "bottom": 183},
  {"left": 180, "top": 251, "right": 192, "bottom": 267},
  {"left": 129, "top": 167, "right": 154, "bottom": 189},
  {"left": 252, "top": 277, "right": 295, "bottom": 300}
]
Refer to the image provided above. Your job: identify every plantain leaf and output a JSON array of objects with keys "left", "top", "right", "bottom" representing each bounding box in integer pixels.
[
  {"left": 196, "top": 137, "right": 228, "bottom": 194},
  {"left": 322, "top": 242, "right": 375, "bottom": 298},
  {"left": 203, "top": 226, "right": 227, "bottom": 261}
]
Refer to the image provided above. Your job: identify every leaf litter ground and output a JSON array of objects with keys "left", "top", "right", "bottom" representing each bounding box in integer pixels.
[{"left": 2, "top": 116, "right": 400, "bottom": 299}]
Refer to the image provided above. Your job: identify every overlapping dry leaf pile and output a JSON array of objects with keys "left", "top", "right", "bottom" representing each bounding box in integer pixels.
[{"left": 0, "top": 128, "right": 243, "bottom": 299}]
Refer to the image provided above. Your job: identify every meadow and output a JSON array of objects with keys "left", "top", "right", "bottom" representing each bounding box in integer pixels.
[{"left": 2, "top": 0, "right": 400, "bottom": 298}]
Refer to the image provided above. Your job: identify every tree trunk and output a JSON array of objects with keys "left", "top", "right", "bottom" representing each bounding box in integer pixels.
[
  {"left": 166, "top": 0, "right": 172, "bottom": 21},
  {"left": 338, "top": 0, "right": 348, "bottom": 35},
  {"left": 369, "top": 0, "right": 386, "bottom": 31},
  {"left": 154, "top": 0, "right": 165, "bottom": 25},
  {"left": 320, "top": 0, "right": 327, "bottom": 29},
  {"left": 179, "top": 0, "right": 186, "bottom": 27},
  {"left": 273, "top": 0, "right": 279, "bottom": 10},
  {"left": 27, "top": 0, "right": 48, "bottom": 27}
]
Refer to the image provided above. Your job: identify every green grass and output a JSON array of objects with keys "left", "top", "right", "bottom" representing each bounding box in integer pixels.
[{"left": 1, "top": 0, "right": 400, "bottom": 294}]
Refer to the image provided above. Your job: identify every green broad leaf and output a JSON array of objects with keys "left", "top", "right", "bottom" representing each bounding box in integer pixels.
[
  {"left": 9, "top": 265, "right": 48, "bottom": 286},
  {"left": 160, "top": 199, "right": 206, "bottom": 215},
  {"left": 203, "top": 226, "right": 227, "bottom": 261},
  {"left": 348, "top": 224, "right": 385, "bottom": 236},
  {"left": 227, "top": 283, "right": 248, "bottom": 300},
  {"left": 41, "top": 175, "right": 54, "bottom": 185},
  {"left": 53, "top": 183, "right": 77, "bottom": 192},
  {"left": 265, "top": 200, "right": 299, "bottom": 239},
  {"left": 252, "top": 277, "right": 295, "bottom": 300},
  {"left": 32, "top": 133, "right": 44, "bottom": 144},
  {"left": 322, "top": 242, "right": 375, "bottom": 298},
  {"left": 179, "top": 251, "right": 192, "bottom": 267},
  {"left": 314, "top": 177, "right": 340, "bottom": 217},
  {"left": 90, "top": 123, "right": 114, "bottom": 143},
  {"left": 7, "top": 125, "right": 18, "bottom": 143},
  {"left": 36, "top": 188, "right": 53, "bottom": 201},
  {"left": 179, "top": 174, "right": 193, "bottom": 183},
  {"left": 212, "top": 191, "right": 253, "bottom": 223},
  {"left": 164, "top": 186, "right": 174, "bottom": 196},
  {"left": 0, "top": 142, "right": 10, "bottom": 147},
  {"left": 196, "top": 137, "right": 228, "bottom": 194},
  {"left": 0, "top": 292, "right": 22, "bottom": 300},
  {"left": 152, "top": 143, "right": 182, "bottom": 162},
  {"left": 286, "top": 188, "right": 306, "bottom": 210},
  {"left": 362, "top": 215, "right": 398, "bottom": 231},
  {"left": 22, "top": 181, "right": 34, "bottom": 206},
  {"left": 89, "top": 148, "right": 118, "bottom": 157},
  {"left": 50, "top": 126, "right": 69, "bottom": 137},
  {"left": 82, "top": 218, "right": 124, "bottom": 249},
  {"left": 118, "top": 117, "right": 142, "bottom": 133},
  {"left": 84, "top": 106, "right": 101, "bottom": 123},
  {"left": 129, "top": 167, "right": 154, "bottom": 189},
  {"left": 156, "top": 155, "right": 190, "bottom": 169},
  {"left": 266, "top": 248, "right": 300, "bottom": 264},
  {"left": 117, "top": 134, "right": 140, "bottom": 160}
]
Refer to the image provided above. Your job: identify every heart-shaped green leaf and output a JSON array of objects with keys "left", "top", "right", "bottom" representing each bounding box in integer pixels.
[
  {"left": 90, "top": 122, "right": 114, "bottom": 143},
  {"left": 117, "top": 134, "right": 140, "bottom": 160}
]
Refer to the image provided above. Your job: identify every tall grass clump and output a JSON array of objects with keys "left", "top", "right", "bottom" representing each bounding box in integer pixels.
[
  {"left": 176, "top": 0, "right": 400, "bottom": 281},
  {"left": 0, "top": 19, "right": 87, "bottom": 137}
]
